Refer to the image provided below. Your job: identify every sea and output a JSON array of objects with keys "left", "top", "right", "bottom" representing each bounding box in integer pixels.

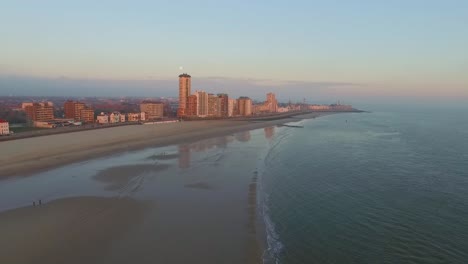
[
  {"left": 1, "top": 104, "right": 468, "bottom": 264},
  {"left": 260, "top": 105, "right": 468, "bottom": 264}
]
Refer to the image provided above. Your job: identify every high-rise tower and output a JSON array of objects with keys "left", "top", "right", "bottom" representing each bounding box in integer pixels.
[
  {"left": 217, "top": 93, "right": 229, "bottom": 117},
  {"left": 266, "top": 92, "right": 278, "bottom": 113},
  {"left": 237, "top": 97, "right": 252, "bottom": 116},
  {"left": 178, "top": 73, "right": 191, "bottom": 117},
  {"left": 195, "top": 90, "right": 209, "bottom": 117}
]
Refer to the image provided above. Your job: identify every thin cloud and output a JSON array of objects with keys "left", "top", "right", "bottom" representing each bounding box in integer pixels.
[
  {"left": 0, "top": 74, "right": 362, "bottom": 102},
  {"left": 200, "top": 76, "right": 358, "bottom": 88}
]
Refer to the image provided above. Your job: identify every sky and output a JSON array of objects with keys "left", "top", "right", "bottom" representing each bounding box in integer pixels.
[{"left": 1, "top": 0, "right": 467, "bottom": 103}]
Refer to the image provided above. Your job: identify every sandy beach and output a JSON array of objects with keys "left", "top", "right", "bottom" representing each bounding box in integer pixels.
[{"left": 0, "top": 112, "right": 329, "bottom": 178}]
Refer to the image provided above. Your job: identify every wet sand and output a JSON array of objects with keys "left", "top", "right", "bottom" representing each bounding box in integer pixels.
[
  {"left": 0, "top": 161, "right": 263, "bottom": 264},
  {"left": 0, "top": 196, "right": 148, "bottom": 264},
  {"left": 0, "top": 113, "right": 329, "bottom": 178}
]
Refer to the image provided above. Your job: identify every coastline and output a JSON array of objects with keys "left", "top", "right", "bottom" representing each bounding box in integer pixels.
[
  {"left": 0, "top": 120, "right": 307, "bottom": 264},
  {"left": 0, "top": 112, "right": 339, "bottom": 178},
  {"left": 0, "top": 111, "right": 357, "bottom": 263}
]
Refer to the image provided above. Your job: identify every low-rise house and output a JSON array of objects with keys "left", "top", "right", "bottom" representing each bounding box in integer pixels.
[
  {"left": 127, "top": 113, "right": 140, "bottom": 122},
  {"left": 0, "top": 119, "right": 9, "bottom": 135},
  {"left": 140, "top": 112, "right": 147, "bottom": 121},
  {"left": 96, "top": 113, "right": 109, "bottom": 124},
  {"left": 109, "top": 112, "right": 121, "bottom": 123},
  {"left": 277, "top": 107, "right": 289, "bottom": 113}
]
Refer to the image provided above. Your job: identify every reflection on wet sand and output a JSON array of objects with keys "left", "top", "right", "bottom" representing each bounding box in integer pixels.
[
  {"left": 187, "top": 135, "right": 235, "bottom": 152},
  {"left": 184, "top": 182, "right": 215, "bottom": 190},
  {"left": 0, "top": 196, "right": 148, "bottom": 264},
  {"left": 235, "top": 131, "right": 251, "bottom": 142},
  {"left": 178, "top": 133, "right": 251, "bottom": 169},
  {"left": 93, "top": 164, "right": 170, "bottom": 191},
  {"left": 178, "top": 136, "right": 239, "bottom": 169},
  {"left": 264, "top": 126, "right": 275, "bottom": 139},
  {"left": 178, "top": 145, "right": 191, "bottom": 169},
  {"left": 147, "top": 153, "right": 179, "bottom": 160}
]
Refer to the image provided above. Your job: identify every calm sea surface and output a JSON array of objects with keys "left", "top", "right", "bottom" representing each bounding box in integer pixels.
[{"left": 261, "top": 107, "right": 468, "bottom": 264}]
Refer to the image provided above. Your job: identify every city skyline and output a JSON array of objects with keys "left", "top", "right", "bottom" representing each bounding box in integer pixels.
[{"left": 1, "top": 1, "right": 467, "bottom": 102}]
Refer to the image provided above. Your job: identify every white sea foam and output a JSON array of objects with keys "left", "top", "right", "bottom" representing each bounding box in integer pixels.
[
  {"left": 261, "top": 193, "right": 284, "bottom": 264},
  {"left": 256, "top": 127, "right": 292, "bottom": 264}
]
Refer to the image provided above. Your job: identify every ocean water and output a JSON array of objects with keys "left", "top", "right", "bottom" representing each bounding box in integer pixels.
[{"left": 260, "top": 107, "right": 468, "bottom": 264}]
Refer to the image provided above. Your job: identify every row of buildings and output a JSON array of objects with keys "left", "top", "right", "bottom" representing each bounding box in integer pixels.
[
  {"left": 14, "top": 74, "right": 353, "bottom": 128},
  {"left": 96, "top": 111, "right": 148, "bottom": 124},
  {"left": 66, "top": 100, "right": 164, "bottom": 124},
  {"left": 177, "top": 73, "right": 355, "bottom": 118},
  {"left": 177, "top": 73, "right": 277, "bottom": 118},
  {"left": 20, "top": 101, "right": 94, "bottom": 127},
  {"left": 20, "top": 100, "right": 167, "bottom": 127},
  {"left": 185, "top": 91, "right": 254, "bottom": 118}
]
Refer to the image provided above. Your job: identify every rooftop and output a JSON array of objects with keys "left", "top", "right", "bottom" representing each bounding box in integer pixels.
[
  {"left": 178, "top": 73, "right": 191, "bottom": 78},
  {"left": 0, "top": 119, "right": 8, "bottom": 123}
]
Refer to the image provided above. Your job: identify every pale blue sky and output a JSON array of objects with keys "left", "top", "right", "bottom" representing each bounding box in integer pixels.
[{"left": 1, "top": 0, "right": 467, "bottom": 100}]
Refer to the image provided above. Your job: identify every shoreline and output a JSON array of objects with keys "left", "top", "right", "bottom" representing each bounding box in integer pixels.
[
  {"left": 0, "top": 112, "right": 347, "bottom": 178},
  {"left": 0, "top": 123, "right": 298, "bottom": 263},
  {"left": 0, "top": 111, "right": 357, "bottom": 263}
]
